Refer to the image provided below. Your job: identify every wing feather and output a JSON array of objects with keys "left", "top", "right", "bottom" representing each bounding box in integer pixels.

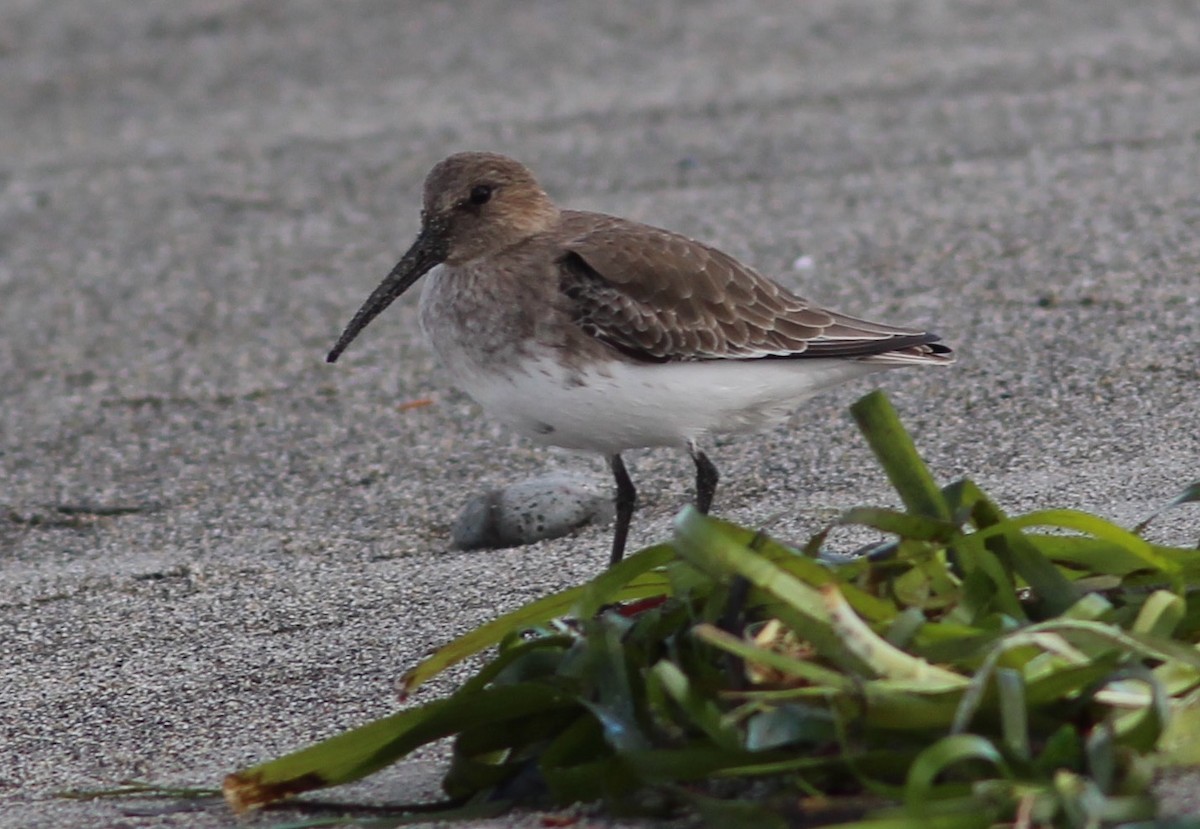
[{"left": 556, "top": 211, "right": 952, "bottom": 364}]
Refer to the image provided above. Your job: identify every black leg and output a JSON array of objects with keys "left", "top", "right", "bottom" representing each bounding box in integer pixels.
[
  {"left": 689, "top": 441, "right": 719, "bottom": 514},
  {"left": 609, "top": 453, "right": 636, "bottom": 566}
]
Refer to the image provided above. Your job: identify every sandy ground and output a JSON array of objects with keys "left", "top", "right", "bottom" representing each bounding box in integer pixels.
[{"left": 2, "top": 1, "right": 1198, "bottom": 826}]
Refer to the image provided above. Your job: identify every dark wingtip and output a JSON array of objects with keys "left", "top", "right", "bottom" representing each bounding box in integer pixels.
[
  {"left": 325, "top": 349, "right": 341, "bottom": 364},
  {"left": 916, "top": 333, "right": 955, "bottom": 359}
]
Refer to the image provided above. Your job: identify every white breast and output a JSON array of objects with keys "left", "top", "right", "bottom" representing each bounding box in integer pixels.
[{"left": 434, "top": 350, "right": 892, "bottom": 454}]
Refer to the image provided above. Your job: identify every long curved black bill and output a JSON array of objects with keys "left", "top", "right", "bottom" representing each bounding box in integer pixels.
[{"left": 326, "top": 226, "right": 445, "bottom": 363}]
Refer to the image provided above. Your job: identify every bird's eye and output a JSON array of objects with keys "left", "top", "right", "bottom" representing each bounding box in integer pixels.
[{"left": 468, "top": 184, "right": 493, "bottom": 206}]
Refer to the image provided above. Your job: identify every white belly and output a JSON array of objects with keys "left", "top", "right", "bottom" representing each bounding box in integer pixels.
[{"left": 436, "top": 352, "right": 890, "bottom": 454}]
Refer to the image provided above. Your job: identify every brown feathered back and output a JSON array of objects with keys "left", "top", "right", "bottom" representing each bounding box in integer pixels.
[{"left": 556, "top": 211, "right": 948, "bottom": 363}]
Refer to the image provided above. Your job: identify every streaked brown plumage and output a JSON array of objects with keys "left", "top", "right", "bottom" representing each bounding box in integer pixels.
[
  {"left": 556, "top": 211, "right": 948, "bottom": 362},
  {"left": 329, "top": 152, "right": 954, "bottom": 565}
]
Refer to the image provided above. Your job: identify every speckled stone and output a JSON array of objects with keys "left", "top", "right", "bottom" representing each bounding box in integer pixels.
[{"left": 451, "top": 472, "right": 615, "bottom": 550}]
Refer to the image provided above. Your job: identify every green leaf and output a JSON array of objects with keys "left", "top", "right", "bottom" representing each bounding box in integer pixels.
[
  {"left": 622, "top": 745, "right": 839, "bottom": 780},
  {"left": 744, "top": 703, "right": 836, "bottom": 751},
  {"left": 1106, "top": 668, "right": 1169, "bottom": 753},
  {"left": 1027, "top": 618, "right": 1200, "bottom": 669},
  {"left": 944, "top": 479, "right": 1080, "bottom": 617},
  {"left": 851, "top": 390, "right": 951, "bottom": 521},
  {"left": 1134, "top": 480, "right": 1200, "bottom": 534},
  {"left": 572, "top": 543, "right": 675, "bottom": 618},
  {"left": 225, "top": 699, "right": 448, "bottom": 812},
  {"left": 650, "top": 660, "right": 739, "bottom": 750},
  {"left": 671, "top": 509, "right": 864, "bottom": 671},
  {"left": 976, "top": 510, "right": 1181, "bottom": 577},
  {"left": 572, "top": 622, "right": 653, "bottom": 754},
  {"left": 839, "top": 507, "right": 961, "bottom": 542},
  {"left": 691, "top": 623, "right": 853, "bottom": 690},
  {"left": 399, "top": 545, "right": 670, "bottom": 696},
  {"left": 1132, "top": 590, "right": 1185, "bottom": 638},
  {"left": 681, "top": 516, "right": 898, "bottom": 622},
  {"left": 903, "top": 735, "right": 1009, "bottom": 810},
  {"left": 996, "top": 668, "right": 1030, "bottom": 763},
  {"left": 1157, "top": 688, "right": 1200, "bottom": 765},
  {"left": 225, "top": 674, "right": 577, "bottom": 811},
  {"left": 824, "top": 583, "right": 967, "bottom": 689}
]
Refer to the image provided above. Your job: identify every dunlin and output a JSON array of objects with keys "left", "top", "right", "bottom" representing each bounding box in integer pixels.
[{"left": 328, "top": 152, "right": 953, "bottom": 565}]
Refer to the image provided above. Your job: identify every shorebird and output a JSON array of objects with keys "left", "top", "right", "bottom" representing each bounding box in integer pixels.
[{"left": 328, "top": 152, "right": 953, "bottom": 565}]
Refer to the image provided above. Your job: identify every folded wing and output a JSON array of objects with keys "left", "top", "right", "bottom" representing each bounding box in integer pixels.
[{"left": 556, "top": 211, "right": 952, "bottom": 365}]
